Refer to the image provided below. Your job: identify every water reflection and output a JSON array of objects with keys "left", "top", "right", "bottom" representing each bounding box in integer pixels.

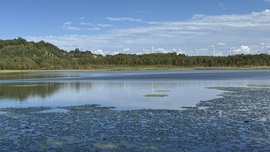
[
  {"left": 0, "top": 83, "right": 61, "bottom": 101},
  {"left": 0, "top": 72, "right": 66, "bottom": 81},
  {"left": 0, "top": 70, "right": 270, "bottom": 110},
  {"left": 0, "top": 81, "right": 230, "bottom": 109}
]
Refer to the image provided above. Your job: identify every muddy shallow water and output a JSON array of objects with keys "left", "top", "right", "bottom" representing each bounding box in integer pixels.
[{"left": 1, "top": 86, "right": 270, "bottom": 151}]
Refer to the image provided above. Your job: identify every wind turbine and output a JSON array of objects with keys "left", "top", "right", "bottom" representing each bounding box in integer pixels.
[
  {"left": 195, "top": 49, "right": 200, "bottom": 56},
  {"left": 195, "top": 48, "right": 205, "bottom": 56},
  {"left": 228, "top": 48, "right": 232, "bottom": 56},
  {"left": 267, "top": 44, "right": 270, "bottom": 54},
  {"left": 259, "top": 43, "right": 265, "bottom": 54},
  {"left": 211, "top": 45, "right": 216, "bottom": 56},
  {"left": 123, "top": 48, "right": 131, "bottom": 54}
]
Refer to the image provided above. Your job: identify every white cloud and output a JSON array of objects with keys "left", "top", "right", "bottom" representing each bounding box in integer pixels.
[
  {"left": 172, "top": 49, "right": 187, "bottom": 55},
  {"left": 64, "top": 21, "right": 72, "bottom": 25},
  {"left": 94, "top": 49, "right": 105, "bottom": 56},
  {"left": 123, "top": 48, "right": 130, "bottom": 54},
  {"left": 217, "top": 43, "right": 226, "bottom": 46},
  {"left": 80, "top": 22, "right": 93, "bottom": 26},
  {"left": 63, "top": 22, "right": 100, "bottom": 31},
  {"left": 97, "top": 24, "right": 114, "bottom": 28},
  {"left": 29, "top": 10, "right": 270, "bottom": 56},
  {"left": 257, "top": 42, "right": 270, "bottom": 53},
  {"left": 80, "top": 22, "right": 113, "bottom": 28},
  {"left": 233, "top": 45, "right": 252, "bottom": 54},
  {"left": 106, "top": 17, "right": 142, "bottom": 22},
  {"left": 264, "top": 0, "right": 270, "bottom": 2},
  {"left": 62, "top": 22, "right": 81, "bottom": 31},
  {"left": 189, "top": 9, "right": 270, "bottom": 29},
  {"left": 155, "top": 48, "right": 168, "bottom": 53}
]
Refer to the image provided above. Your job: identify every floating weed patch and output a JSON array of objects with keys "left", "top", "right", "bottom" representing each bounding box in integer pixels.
[
  {"left": 64, "top": 104, "right": 116, "bottom": 111},
  {"left": 221, "top": 93, "right": 250, "bottom": 98},
  {"left": 12, "top": 84, "right": 51, "bottom": 87},
  {"left": 207, "top": 86, "right": 230, "bottom": 90},
  {"left": 93, "top": 143, "right": 118, "bottom": 150},
  {"left": 246, "top": 84, "right": 270, "bottom": 88},
  {"left": 144, "top": 94, "right": 168, "bottom": 97},
  {"left": 39, "top": 108, "right": 69, "bottom": 113}
]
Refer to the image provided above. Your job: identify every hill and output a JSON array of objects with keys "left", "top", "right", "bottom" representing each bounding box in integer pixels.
[
  {"left": 0, "top": 38, "right": 96, "bottom": 70},
  {"left": 0, "top": 38, "right": 270, "bottom": 70}
]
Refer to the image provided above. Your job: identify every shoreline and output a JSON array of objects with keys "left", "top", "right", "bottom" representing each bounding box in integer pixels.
[{"left": 0, "top": 66, "right": 270, "bottom": 73}]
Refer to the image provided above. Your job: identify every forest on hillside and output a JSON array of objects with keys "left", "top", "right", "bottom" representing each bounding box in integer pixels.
[{"left": 1, "top": 38, "right": 270, "bottom": 70}]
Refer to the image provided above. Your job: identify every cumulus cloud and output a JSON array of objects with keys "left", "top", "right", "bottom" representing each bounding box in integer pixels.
[
  {"left": 233, "top": 45, "right": 252, "bottom": 54},
  {"left": 172, "top": 49, "right": 187, "bottom": 55},
  {"left": 29, "top": 10, "right": 270, "bottom": 56},
  {"left": 94, "top": 49, "right": 105, "bottom": 56}
]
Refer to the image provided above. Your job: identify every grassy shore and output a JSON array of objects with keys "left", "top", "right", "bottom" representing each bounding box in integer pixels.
[
  {"left": 0, "top": 65, "right": 270, "bottom": 73},
  {"left": 86, "top": 65, "right": 270, "bottom": 71}
]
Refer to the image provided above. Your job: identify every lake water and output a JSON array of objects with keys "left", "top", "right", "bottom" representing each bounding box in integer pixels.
[{"left": 0, "top": 70, "right": 270, "bottom": 110}]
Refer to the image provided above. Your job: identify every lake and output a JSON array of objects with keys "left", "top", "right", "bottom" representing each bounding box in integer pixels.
[{"left": 0, "top": 70, "right": 270, "bottom": 110}]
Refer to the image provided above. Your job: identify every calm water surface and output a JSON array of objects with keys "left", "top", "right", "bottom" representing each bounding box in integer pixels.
[{"left": 0, "top": 70, "right": 269, "bottom": 110}]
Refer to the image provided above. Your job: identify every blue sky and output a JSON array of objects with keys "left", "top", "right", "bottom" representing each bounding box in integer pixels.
[{"left": 1, "top": 0, "right": 270, "bottom": 56}]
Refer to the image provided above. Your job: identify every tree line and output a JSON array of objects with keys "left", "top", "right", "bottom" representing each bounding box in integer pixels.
[{"left": 0, "top": 38, "right": 270, "bottom": 70}]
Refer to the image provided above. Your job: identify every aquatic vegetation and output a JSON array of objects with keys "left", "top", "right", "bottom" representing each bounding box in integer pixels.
[
  {"left": 39, "top": 108, "right": 69, "bottom": 113},
  {"left": 221, "top": 93, "right": 250, "bottom": 98},
  {"left": 246, "top": 84, "right": 270, "bottom": 88},
  {"left": 144, "top": 94, "right": 168, "bottom": 97},
  {"left": 0, "top": 87, "right": 270, "bottom": 151}
]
